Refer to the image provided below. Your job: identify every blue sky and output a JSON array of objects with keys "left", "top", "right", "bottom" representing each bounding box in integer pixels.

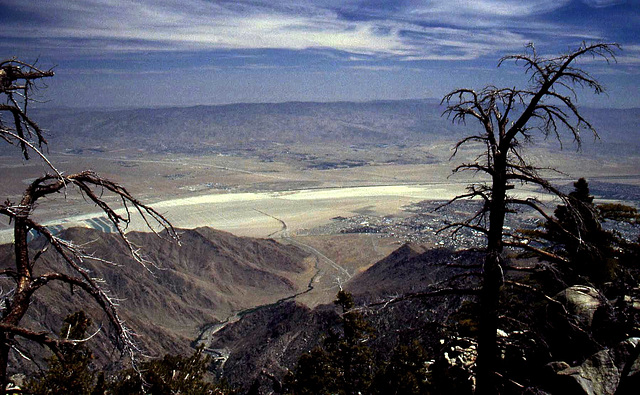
[{"left": 2, "top": 0, "right": 639, "bottom": 108}]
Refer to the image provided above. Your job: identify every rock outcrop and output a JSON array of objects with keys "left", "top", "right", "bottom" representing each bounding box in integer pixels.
[{"left": 549, "top": 337, "right": 640, "bottom": 394}]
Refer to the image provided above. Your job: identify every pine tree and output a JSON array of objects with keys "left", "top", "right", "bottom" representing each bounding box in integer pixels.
[
  {"left": 26, "top": 311, "right": 96, "bottom": 395},
  {"left": 285, "top": 291, "right": 375, "bottom": 395},
  {"left": 542, "top": 178, "right": 638, "bottom": 284},
  {"left": 371, "top": 341, "right": 432, "bottom": 395},
  {"left": 109, "top": 346, "right": 232, "bottom": 394}
]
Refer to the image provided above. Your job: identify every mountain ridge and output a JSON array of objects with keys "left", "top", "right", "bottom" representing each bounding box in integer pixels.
[
  {"left": 0, "top": 226, "right": 313, "bottom": 375},
  {"left": 12, "top": 99, "right": 636, "bottom": 158},
  {"left": 204, "top": 245, "right": 483, "bottom": 392}
]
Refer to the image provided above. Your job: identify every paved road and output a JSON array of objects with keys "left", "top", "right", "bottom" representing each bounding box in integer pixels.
[{"left": 255, "top": 208, "right": 351, "bottom": 280}]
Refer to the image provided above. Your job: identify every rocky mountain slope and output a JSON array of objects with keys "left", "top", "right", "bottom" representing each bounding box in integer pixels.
[
  {"left": 3, "top": 223, "right": 638, "bottom": 393},
  {"left": 200, "top": 240, "right": 640, "bottom": 394},
  {"left": 0, "top": 226, "right": 312, "bottom": 374},
  {"left": 204, "top": 245, "right": 483, "bottom": 392}
]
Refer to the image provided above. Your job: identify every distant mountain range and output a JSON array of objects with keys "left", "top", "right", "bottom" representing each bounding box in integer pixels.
[
  {"left": 25, "top": 100, "right": 448, "bottom": 154},
  {"left": 13, "top": 99, "right": 635, "bottom": 157}
]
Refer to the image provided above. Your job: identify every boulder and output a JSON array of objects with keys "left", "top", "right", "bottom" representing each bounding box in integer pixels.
[
  {"left": 545, "top": 361, "right": 570, "bottom": 374},
  {"left": 554, "top": 286, "right": 607, "bottom": 328},
  {"left": 551, "top": 337, "right": 640, "bottom": 394},
  {"left": 546, "top": 285, "right": 618, "bottom": 361}
]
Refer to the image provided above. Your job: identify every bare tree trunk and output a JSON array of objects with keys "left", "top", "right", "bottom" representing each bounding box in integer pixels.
[
  {"left": 441, "top": 43, "right": 619, "bottom": 394},
  {"left": 0, "top": 217, "right": 32, "bottom": 389},
  {"left": 0, "top": 340, "right": 10, "bottom": 391},
  {"left": 477, "top": 253, "right": 502, "bottom": 393},
  {"left": 0, "top": 218, "right": 31, "bottom": 393},
  {"left": 476, "top": 155, "right": 507, "bottom": 394}
]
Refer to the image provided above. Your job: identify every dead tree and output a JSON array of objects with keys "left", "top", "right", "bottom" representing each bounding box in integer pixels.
[
  {"left": 440, "top": 42, "right": 619, "bottom": 393},
  {"left": 0, "top": 59, "right": 177, "bottom": 388},
  {"left": 1, "top": 58, "right": 55, "bottom": 164}
]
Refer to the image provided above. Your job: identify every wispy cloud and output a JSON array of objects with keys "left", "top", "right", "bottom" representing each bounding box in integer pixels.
[
  {"left": 581, "top": 0, "right": 626, "bottom": 8},
  {"left": 1, "top": 1, "right": 402, "bottom": 57},
  {"left": 608, "top": 45, "right": 640, "bottom": 67},
  {"left": 2, "top": 0, "right": 633, "bottom": 63},
  {"left": 0, "top": 0, "right": 636, "bottom": 108},
  {"left": 348, "top": 65, "right": 424, "bottom": 72},
  {"left": 410, "top": 0, "right": 569, "bottom": 19}
]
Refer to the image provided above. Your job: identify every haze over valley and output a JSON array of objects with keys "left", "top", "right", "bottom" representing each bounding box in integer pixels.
[
  {"left": 2, "top": 102, "right": 639, "bottom": 381},
  {"left": 2, "top": 100, "right": 639, "bottom": 242}
]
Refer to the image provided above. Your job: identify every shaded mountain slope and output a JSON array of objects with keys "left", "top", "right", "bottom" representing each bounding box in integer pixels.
[
  {"left": 0, "top": 226, "right": 311, "bottom": 374},
  {"left": 347, "top": 245, "right": 483, "bottom": 297},
  {"left": 205, "top": 245, "right": 483, "bottom": 392},
  {"left": 207, "top": 301, "right": 339, "bottom": 391}
]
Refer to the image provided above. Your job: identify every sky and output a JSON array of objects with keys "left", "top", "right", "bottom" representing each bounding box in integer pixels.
[{"left": 1, "top": 0, "right": 639, "bottom": 108}]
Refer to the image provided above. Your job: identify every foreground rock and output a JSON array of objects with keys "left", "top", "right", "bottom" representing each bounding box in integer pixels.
[
  {"left": 554, "top": 286, "right": 609, "bottom": 329},
  {"left": 549, "top": 337, "right": 640, "bottom": 394}
]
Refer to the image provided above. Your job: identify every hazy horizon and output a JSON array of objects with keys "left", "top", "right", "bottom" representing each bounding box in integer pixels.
[{"left": 31, "top": 96, "right": 640, "bottom": 112}]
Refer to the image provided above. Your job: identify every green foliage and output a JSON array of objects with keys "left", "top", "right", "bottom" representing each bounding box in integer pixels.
[
  {"left": 287, "top": 292, "right": 439, "bottom": 395},
  {"left": 448, "top": 301, "right": 480, "bottom": 337},
  {"left": 285, "top": 291, "right": 376, "bottom": 395},
  {"left": 549, "top": 179, "right": 601, "bottom": 250},
  {"left": 334, "top": 290, "right": 355, "bottom": 312},
  {"left": 284, "top": 347, "right": 340, "bottom": 395},
  {"left": 26, "top": 311, "right": 97, "bottom": 395},
  {"left": 371, "top": 341, "right": 433, "bottom": 395},
  {"left": 569, "top": 178, "right": 593, "bottom": 204},
  {"left": 26, "top": 311, "right": 233, "bottom": 395},
  {"left": 598, "top": 203, "right": 639, "bottom": 224},
  {"left": 109, "top": 346, "right": 233, "bottom": 395},
  {"left": 510, "top": 179, "right": 640, "bottom": 371},
  {"left": 542, "top": 178, "right": 636, "bottom": 283},
  {"left": 333, "top": 291, "right": 376, "bottom": 393}
]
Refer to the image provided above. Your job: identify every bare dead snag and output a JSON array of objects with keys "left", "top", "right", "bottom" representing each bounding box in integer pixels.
[
  {"left": 0, "top": 59, "right": 54, "bottom": 162},
  {"left": 441, "top": 42, "right": 618, "bottom": 393},
  {"left": 0, "top": 59, "right": 177, "bottom": 389}
]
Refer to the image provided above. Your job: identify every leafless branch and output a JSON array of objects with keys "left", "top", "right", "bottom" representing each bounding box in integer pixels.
[
  {"left": 0, "top": 60, "right": 54, "bottom": 162},
  {"left": 0, "top": 58, "right": 176, "bottom": 385},
  {"left": 368, "top": 286, "right": 481, "bottom": 309},
  {"left": 442, "top": 42, "right": 618, "bottom": 393}
]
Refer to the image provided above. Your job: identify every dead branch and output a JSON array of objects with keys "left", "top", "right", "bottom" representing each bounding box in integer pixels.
[
  {"left": 368, "top": 286, "right": 481, "bottom": 309},
  {"left": 0, "top": 58, "right": 176, "bottom": 386},
  {"left": 442, "top": 42, "right": 618, "bottom": 393},
  {"left": 0, "top": 323, "right": 68, "bottom": 356},
  {"left": 0, "top": 59, "right": 54, "bottom": 162}
]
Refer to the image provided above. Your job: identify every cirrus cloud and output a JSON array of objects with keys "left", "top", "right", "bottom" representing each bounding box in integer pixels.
[{"left": 0, "top": 0, "right": 625, "bottom": 61}]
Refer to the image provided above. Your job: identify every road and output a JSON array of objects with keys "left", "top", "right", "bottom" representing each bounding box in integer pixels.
[{"left": 255, "top": 208, "right": 351, "bottom": 280}]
